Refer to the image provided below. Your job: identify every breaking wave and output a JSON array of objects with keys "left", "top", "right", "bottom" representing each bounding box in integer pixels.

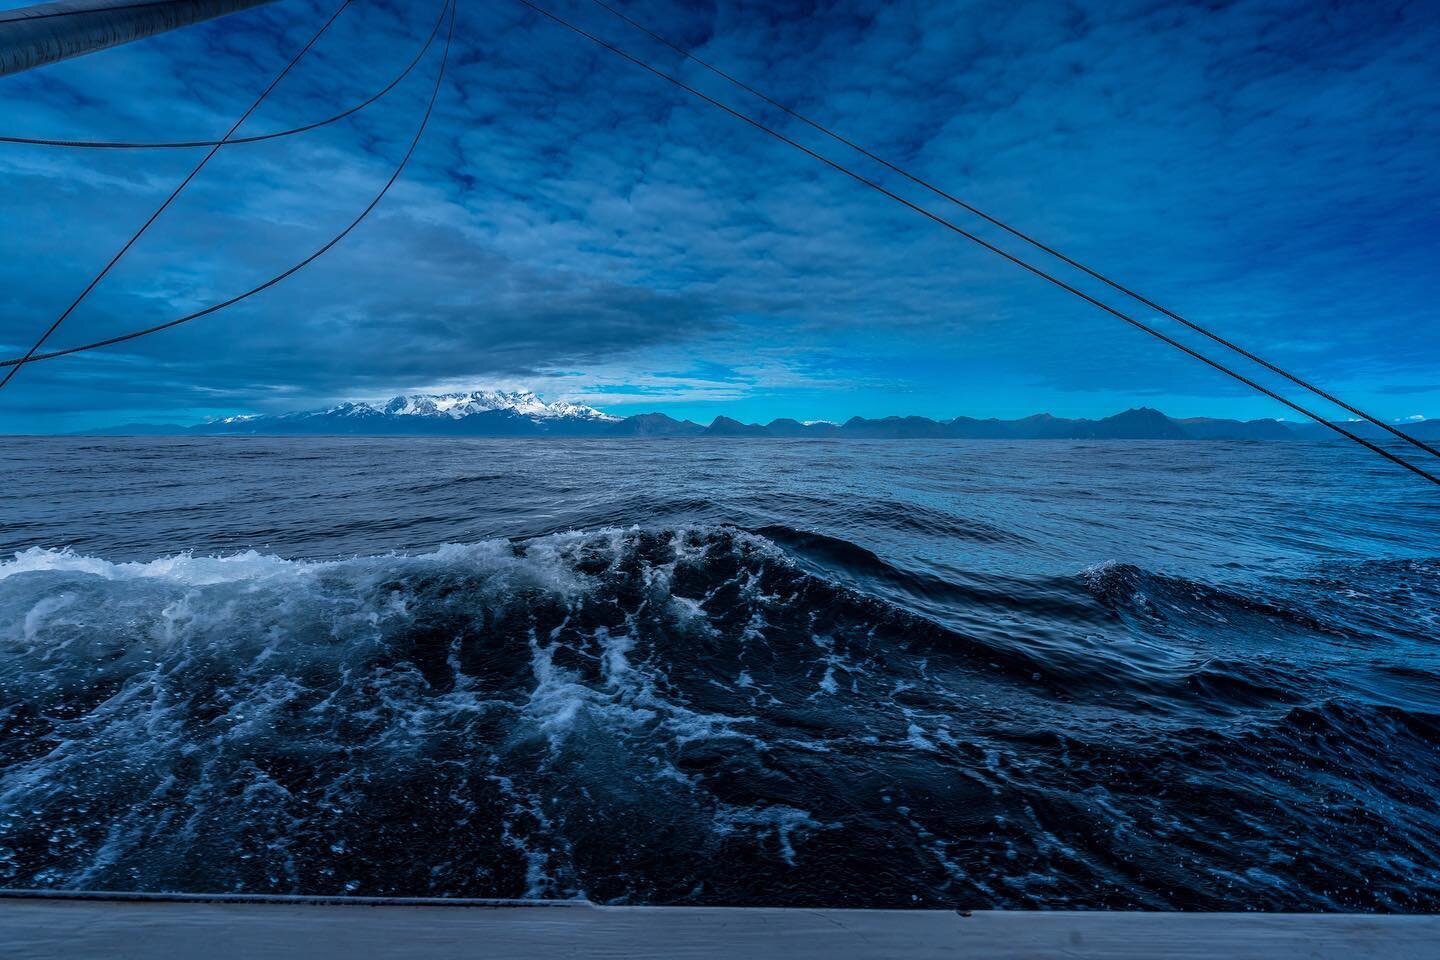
[{"left": 1, "top": 527, "right": 1438, "bottom": 909}]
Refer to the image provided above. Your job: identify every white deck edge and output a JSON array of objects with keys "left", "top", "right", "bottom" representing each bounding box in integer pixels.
[{"left": 2, "top": 889, "right": 1437, "bottom": 959}]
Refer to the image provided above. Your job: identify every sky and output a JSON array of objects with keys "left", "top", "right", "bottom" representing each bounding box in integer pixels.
[{"left": 0, "top": 0, "right": 1437, "bottom": 432}]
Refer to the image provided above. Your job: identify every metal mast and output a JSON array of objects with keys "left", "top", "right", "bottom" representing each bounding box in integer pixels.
[{"left": 0, "top": 0, "right": 279, "bottom": 77}]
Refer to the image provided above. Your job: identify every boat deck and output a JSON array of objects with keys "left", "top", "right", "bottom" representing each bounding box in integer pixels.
[{"left": 2, "top": 892, "right": 1437, "bottom": 959}]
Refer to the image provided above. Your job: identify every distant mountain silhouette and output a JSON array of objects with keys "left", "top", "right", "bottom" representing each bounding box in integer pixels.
[
  {"left": 705, "top": 416, "right": 776, "bottom": 437},
  {"left": 72, "top": 391, "right": 1440, "bottom": 442}
]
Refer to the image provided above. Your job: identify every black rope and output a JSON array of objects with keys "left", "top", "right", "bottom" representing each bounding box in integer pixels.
[
  {"left": 0, "top": 0, "right": 455, "bottom": 368},
  {"left": 582, "top": 0, "right": 1440, "bottom": 466},
  {"left": 0, "top": 0, "right": 354, "bottom": 392},
  {"left": 505, "top": 0, "right": 1440, "bottom": 488},
  {"left": 4, "top": 0, "right": 1430, "bottom": 487},
  {"left": 0, "top": 0, "right": 449, "bottom": 149}
]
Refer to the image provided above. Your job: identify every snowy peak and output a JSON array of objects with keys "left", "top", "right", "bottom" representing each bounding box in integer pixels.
[{"left": 332, "top": 390, "right": 620, "bottom": 423}]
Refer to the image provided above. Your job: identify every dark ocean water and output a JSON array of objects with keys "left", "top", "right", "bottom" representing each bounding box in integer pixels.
[{"left": 1, "top": 437, "right": 1438, "bottom": 910}]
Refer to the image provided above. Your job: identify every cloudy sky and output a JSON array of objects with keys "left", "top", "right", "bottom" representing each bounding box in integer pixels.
[{"left": 0, "top": 0, "right": 1436, "bottom": 432}]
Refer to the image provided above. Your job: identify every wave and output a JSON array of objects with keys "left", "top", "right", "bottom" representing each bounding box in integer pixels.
[
  {"left": 0, "top": 527, "right": 931, "bottom": 899},
  {"left": 2, "top": 527, "right": 1438, "bottom": 909}
]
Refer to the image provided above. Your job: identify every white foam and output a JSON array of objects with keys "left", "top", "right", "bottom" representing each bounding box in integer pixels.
[{"left": 713, "top": 803, "right": 836, "bottom": 866}]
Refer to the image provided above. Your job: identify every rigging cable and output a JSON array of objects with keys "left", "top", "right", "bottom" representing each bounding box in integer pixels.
[
  {"left": 0, "top": 0, "right": 450, "bottom": 150},
  {"left": 0, "top": 0, "right": 456, "bottom": 367},
  {"left": 0, "top": 0, "right": 354, "bottom": 392},
  {"left": 504, "top": 0, "right": 1440, "bottom": 488},
  {"left": 582, "top": 0, "right": 1440, "bottom": 465},
  {"left": 2, "top": 1, "right": 1430, "bottom": 487}
]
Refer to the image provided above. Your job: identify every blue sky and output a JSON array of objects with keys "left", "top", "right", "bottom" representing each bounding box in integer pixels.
[{"left": 0, "top": 0, "right": 1437, "bottom": 432}]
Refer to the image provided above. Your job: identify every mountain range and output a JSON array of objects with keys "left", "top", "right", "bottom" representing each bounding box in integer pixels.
[{"left": 77, "top": 389, "right": 1439, "bottom": 441}]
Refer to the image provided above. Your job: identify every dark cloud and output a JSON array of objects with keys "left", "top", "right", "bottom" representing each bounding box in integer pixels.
[{"left": 1, "top": 0, "right": 1437, "bottom": 431}]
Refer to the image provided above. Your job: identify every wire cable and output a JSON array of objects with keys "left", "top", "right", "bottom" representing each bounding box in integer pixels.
[
  {"left": 506, "top": 0, "right": 1440, "bottom": 488},
  {"left": 4, "top": 0, "right": 1430, "bottom": 486},
  {"left": 0, "top": 0, "right": 456, "bottom": 368},
  {"left": 0, "top": 0, "right": 449, "bottom": 149},
  {"left": 0, "top": 0, "right": 353, "bottom": 392},
  {"left": 584, "top": 0, "right": 1440, "bottom": 464}
]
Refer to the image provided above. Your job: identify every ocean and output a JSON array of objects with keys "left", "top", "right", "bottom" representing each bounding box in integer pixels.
[{"left": 1, "top": 436, "right": 1437, "bottom": 910}]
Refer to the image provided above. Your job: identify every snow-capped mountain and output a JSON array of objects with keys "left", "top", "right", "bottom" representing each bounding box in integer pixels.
[
  {"left": 334, "top": 390, "right": 619, "bottom": 423},
  {"left": 194, "top": 389, "right": 626, "bottom": 436}
]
